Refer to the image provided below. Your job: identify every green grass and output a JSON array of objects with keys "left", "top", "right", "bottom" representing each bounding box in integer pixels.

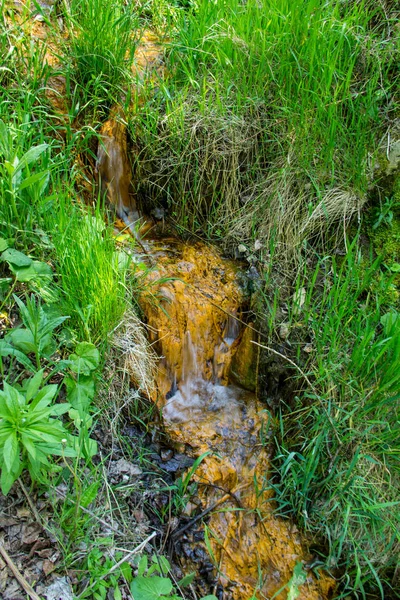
[
  {"left": 64, "top": 0, "right": 139, "bottom": 107},
  {"left": 130, "top": 0, "right": 397, "bottom": 252},
  {"left": 45, "top": 191, "right": 130, "bottom": 344},
  {"left": 257, "top": 235, "right": 400, "bottom": 597},
  {"left": 0, "top": 0, "right": 399, "bottom": 597}
]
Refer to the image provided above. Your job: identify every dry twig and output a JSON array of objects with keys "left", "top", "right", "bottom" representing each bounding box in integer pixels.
[{"left": 0, "top": 543, "right": 42, "bottom": 600}]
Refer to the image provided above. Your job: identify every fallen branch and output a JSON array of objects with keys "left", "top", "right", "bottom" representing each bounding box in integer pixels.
[{"left": 0, "top": 543, "right": 42, "bottom": 600}]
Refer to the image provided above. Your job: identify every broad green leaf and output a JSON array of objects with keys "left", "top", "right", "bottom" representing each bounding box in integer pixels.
[
  {"left": 7, "top": 328, "right": 36, "bottom": 354},
  {"left": 177, "top": 573, "right": 195, "bottom": 588},
  {"left": 114, "top": 586, "right": 122, "bottom": 600},
  {"left": 130, "top": 576, "right": 173, "bottom": 600},
  {"left": 3, "top": 381, "right": 24, "bottom": 416},
  {"left": 0, "top": 277, "right": 12, "bottom": 299},
  {"left": 40, "top": 315, "right": 70, "bottom": 338},
  {"left": 389, "top": 262, "right": 400, "bottom": 273},
  {"left": 30, "top": 384, "right": 58, "bottom": 410},
  {"left": 38, "top": 443, "right": 77, "bottom": 458},
  {"left": 0, "top": 119, "right": 9, "bottom": 158},
  {"left": 286, "top": 562, "right": 307, "bottom": 600},
  {"left": 380, "top": 311, "right": 399, "bottom": 335},
  {"left": 18, "top": 170, "right": 49, "bottom": 192},
  {"left": 138, "top": 555, "right": 148, "bottom": 577},
  {"left": 0, "top": 238, "right": 8, "bottom": 252},
  {"left": 71, "top": 435, "right": 98, "bottom": 459},
  {"left": 3, "top": 433, "right": 19, "bottom": 472},
  {"left": 21, "top": 433, "right": 37, "bottom": 460},
  {"left": 65, "top": 375, "right": 95, "bottom": 416},
  {"left": 25, "top": 370, "right": 44, "bottom": 402},
  {"left": 0, "top": 392, "right": 12, "bottom": 418},
  {"left": 68, "top": 408, "right": 93, "bottom": 429},
  {"left": 0, "top": 340, "right": 34, "bottom": 371},
  {"left": 1, "top": 248, "right": 32, "bottom": 267},
  {"left": 11, "top": 260, "right": 53, "bottom": 284},
  {"left": 69, "top": 342, "right": 100, "bottom": 375},
  {"left": 80, "top": 482, "right": 99, "bottom": 508},
  {"left": 51, "top": 403, "right": 71, "bottom": 416},
  {"left": 120, "top": 562, "right": 133, "bottom": 583}
]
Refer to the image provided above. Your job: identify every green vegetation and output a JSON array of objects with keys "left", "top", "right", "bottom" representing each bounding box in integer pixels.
[
  {"left": 258, "top": 236, "right": 400, "bottom": 596},
  {"left": 131, "top": 0, "right": 397, "bottom": 251},
  {"left": 0, "top": 0, "right": 399, "bottom": 598}
]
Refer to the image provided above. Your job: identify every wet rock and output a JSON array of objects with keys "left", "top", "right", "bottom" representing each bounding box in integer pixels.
[
  {"left": 162, "top": 454, "right": 195, "bottom": 474},
  {"left": 229, "top": 326, "right": 257, "bottom": 391},
  {"left": 138, "top": 238, "right": 335, "bottom": 599}
]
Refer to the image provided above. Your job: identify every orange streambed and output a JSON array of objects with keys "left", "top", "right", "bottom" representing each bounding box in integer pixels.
[{"left": 137, "top": 238, "right": 335, "bottom": 600}]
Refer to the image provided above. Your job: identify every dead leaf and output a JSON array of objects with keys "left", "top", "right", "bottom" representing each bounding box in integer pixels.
[
  {"left": 16, "top": 507, "right": 30, "bottom": 519},
  {"left": 279, "top": 323, "right": 290, "bottom": 340},
  {"left": 43, "top": 560, "right": 56, "bottom": 576},
  {"left": 22, "top": 523, "right": 43, "bottom": 545},
  {"left": 292, "top": 287, "right": 306, "bottom": 315},
  {"left": 0, "top": 518, "right": 19, "bottom": 528},
  {"left": 45, "top": 576, "right": 74, "bottom": 600}
]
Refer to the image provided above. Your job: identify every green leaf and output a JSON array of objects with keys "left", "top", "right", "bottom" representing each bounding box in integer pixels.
[
  {"left": 21, "top": 433, "right": 37, "bottom": 460},
  {"left": 120, "top": 562, "right": 133, "bottom": 583},
  {"left": 3, "top": 381, "right": 24, "bottom": 417},
  {"left": 7, "top": 328, "right": 36, "bottom": 354},
  {"left": 3, "top": 433, "right": 19, "bottom": 472},
  {"left": 0, "top": 340, "right": 34, "bottom": 371},
  {"left": 40, "top": 315, "right": 69, "bottom": 338},
  {"left": 0, "top": 238, "right": 8, "bottom": 252},
  {"left": 380, "top": 311, "right": 399, "bottom": 335},
  {"left": 65, "top": 375, "right": 95, "bottom": 416},
  {"left": 18, "top": 170, "right": 49, "bottom": 192},
  {"left": 130, "top": 576, "right": 173, "bottom": 600},
  {"left": 114, "top": 587, "right": 122, "bottom": 600},
  {"left": 389, "top": 262, "right": 400, "bottom": 273},
  {"left": 11, "top": 260, "right": 53, "bottom": 284},
  {"left": 25, "top": 370, "right": 44, "bottom": 402},
  {"left": 0, "top": 278, "right": 12, "bottom": 299},
  {"left": 138, "top": 555, "right": 148, "bottom": 577},
  {"left": 1, "top": 248, "right": 32, "bottom": 267},
  {"left": 69, "top": 342, "right": 100, "bottom": 375},
  {"left": 80, "top": 482, "right": 99, "bottom": 508},
  {"left": 51, "top": 403, "right": 71, "bottom": 416},
  {"left": 13, "top": 143, "right": 48, "bottom": 176},
  {"left": 0, "top": 466, "right": 16, "bottom": 495},
  {"left": 30, "top": 384, "right": 58, "bottom": 410},
  {"left": 177, "top": 573, "right": 195, "bottom": 588}
]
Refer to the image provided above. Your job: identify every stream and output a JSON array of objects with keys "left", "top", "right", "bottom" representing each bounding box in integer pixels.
[{"left": 97, "top": 116, "right": 335, "bottom": 599}]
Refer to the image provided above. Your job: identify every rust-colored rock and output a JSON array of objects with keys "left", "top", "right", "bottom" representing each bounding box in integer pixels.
[
  {"left": 229, "top": 324, "right": 257, "bottom": 392},
  {"left": 96, "top": 114, "right": 140, "bottom": 221},
  {"left": 138, "top": 238, "right": 335, "bottom": 600}
]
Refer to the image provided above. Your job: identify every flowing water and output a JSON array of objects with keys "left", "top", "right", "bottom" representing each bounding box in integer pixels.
[
  {"left": 95, "top": 32, "right": 335, "bottom": 600},
  {"left": 137, "top": 239, "right": 334, "bottom": 600}
]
